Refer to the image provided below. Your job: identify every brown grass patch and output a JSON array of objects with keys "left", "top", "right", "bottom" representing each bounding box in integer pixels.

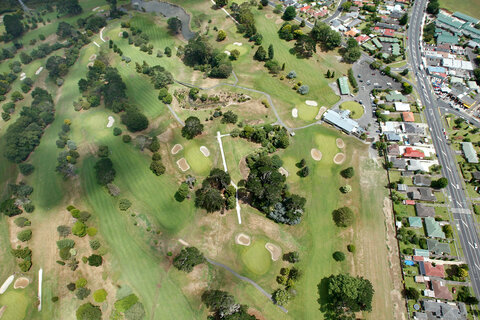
[
  {"left": 311, "top": 148, "right": 322, "bottom": 161},
  {"left": 13, "top": 277, "right": 29, "bottom": 289},
  {"left": 171, "top": 144, "right": 183, "bottom": 155},
  {"left": 333, "top": 153, "right": 346, "bottom": 164},
  {"left": 265, "top": 243, "right": 281, "bottom": 261},
  {"left": 176, "top": 158, "right": 190, "bottom": 171},
  {"left": 265, "top": 14, "right": 273, "bottom": 19}
]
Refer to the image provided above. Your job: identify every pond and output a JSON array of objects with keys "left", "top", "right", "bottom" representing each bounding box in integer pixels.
[{"left": 132, "top": 0, "right": 195, "bottom": 40}]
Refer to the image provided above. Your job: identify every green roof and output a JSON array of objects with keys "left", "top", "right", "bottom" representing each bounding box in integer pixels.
[
  {"left": 385, "top": 93, "right": 407, "bottom": 102},
  {"left": 408, "top": 217, "right": 423, "bottom": 228},
  {"left": 425, "top": 217, "right": 446, "bottom": 239},
  {"left": 338, "top": 76, "right": 350, "bottom": 95},
  {"left": 436, "top": 13, "right": 465, "bottom": 32},
  {"left": 437, "top": 33, "right": 459, "bottom": 44},
  {"left": 381, "top": 53, "right": 390, "bottom": 59},
  {"left": 392, "top": 43, "right": 400, "bottom": 56},
  {"left": 427, "top": 239, "right": 451, "bottom": 255},
  {"left": 462, "top": 142, "right": 479, "bottom": 163},
  {"left": 462, "top": 25, "right": 480, "bottom": 37},
  {"left": 379, "top": 37, "right": 399, "bottom": 43},
  {"left": 362, "top": 42, "right": 376, "bottom": 52},
  {"left": 414, "top": 249, "right": 430, "bottom": 257},
  {"left": 372, "top": 37, "right": 383, "bottom": 49},
  {"left": 453, "top": 12, "right": 479, "bottom": 24}
]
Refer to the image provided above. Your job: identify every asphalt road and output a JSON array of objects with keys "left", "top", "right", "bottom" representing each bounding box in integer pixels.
[{"left": 408, "top": 0, "right": 480, "bottom": 299}]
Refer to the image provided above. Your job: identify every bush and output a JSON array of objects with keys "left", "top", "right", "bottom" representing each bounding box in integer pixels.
[
  {"left": 93, "top": 289, "right": 107, "bottom": 303},
  {"left": 67, "top": 283, "right": 76, "bottom": 291},
  {"left": 347, "top": 244, "right": 356, "bottom": 253},
  {"left": 59, "top": 247, "right": 71, "bottom": 260},
  {"left": 24, "top": 203, "right": 35, "bottom": 213},
  {"left": 340, "top": 185, "right": 352, "bottom": 193},
  {"left": 52, "top": 296, "right": 59, "bottom": 302},
  {"left": 76, "top": 287, "right": 91, "bottom": 300},
  {"left": 57, "top": 225, "right": 71, "bottom": 237},
  {"left": 287, "top": 71, "right": 297, "bottom": 79},
  {"left": 119, "top": 198, "right": 132, "bottom": 211},
  {"left": 113, "top": 127, "right": 122, "bottom": 136},
  {"left": 150, "top": 161, "right": 165, "bottom": 176},
  {"left": 114, "top": 294, "right": 139, "bottom": 313},
  {"left": 297, "top": 85, "right": 309, "bottom": 95},
  {"left": 76, "top": 303, "right": 102, "bottom": 320},
  {"left": 19, "top": 163, "right": 34, "bottom": 176},
  {"left": 332, "top": 207, "right": 354, "bottom": 227},
  {"left": 122, "top": 135, "right": 132, "bottom": 143},
  {"left": 340, "top": 167, "right": 354, "bottom": 179},
  {"left": 94, "top": 158, "right": 116, "bottom": 185},
  {"left": 152, "top": 152, "right": 161, "bottom": 161},
  {"left": 71, "top": 209, "right": 80, "bottom": 218},
  {"left": 86, "top": 227, "right": 97, "bottom": 236},
  {"left": 72, "top": 221, "right": 87, "bottom": 237},
  {"left": 87, "top": 254, "right": 102, "bottom": 267},
  {"left": 90, "top": 240, "right": 101, "bottom": 250},
  {"left": 17, "top": 229, "right": 32, "bottom": 242},
  {"left": 333, "top": 251, "right": 345, "bottom": 261},
  {"left": 57, "top": 239, "right": 75, "bottom": 249},
  {"left": 78, "top": 211, "right": 91, "bottom": 222},
  {"left": 14, "top": 217, "right": 30, "bottom": 227},
  {"left": 76, "top": 278, "right": 87, "bottom": 288},
  {"left": 173, "top": 247, "right": 206, "bottom": 273}
]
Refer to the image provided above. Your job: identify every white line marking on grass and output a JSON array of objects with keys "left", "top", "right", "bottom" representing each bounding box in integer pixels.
[
  {"left": 38, "top": 268, "right": 43, "bottom": 311},
  {"left": 0, "top": 275, "right": 14, "bottom": 294},
  {"left": 178, "top": 239, "right": 190, "bottom": 246}
]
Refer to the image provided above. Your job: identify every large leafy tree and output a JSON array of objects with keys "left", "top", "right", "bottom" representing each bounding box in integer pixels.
[
  {"left": 94, "top": 158, "right": 116, "bottom": 185},
  {"left": 167, "top": 17, "right": 182, "bottom": 34},
  {"left": 57, "top": 0, "right": 83, "bottom": 15},
  {"left": 173, "top": 247, "right": 206, "bottom": 273},
  {"left": 311, "top": 22, "right": 341, "bottom": 50},
  {"left": 4, "top": 14, "right": 24, "bottom": 38},
  {"left": 202, "top": 290, "right": 258, "bottom": 319},
  {"left": 76, "top": 303, "right": 101, "bottom": 320},
  {"left": 181, "top": 116, "right": 204, "bottom": 139},
  {"left": 282, "top": 6, "right": 296, "bottom": 21},
  {"left": 332, "top": 207, "right": 354, "bottom": 227}
]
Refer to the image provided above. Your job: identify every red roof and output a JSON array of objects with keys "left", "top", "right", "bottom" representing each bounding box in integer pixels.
[
  {"left": 405, "top": 200, "right": 416, "bottom": 205},
  {"left": 383, "top": 29, "right": 395, "bottom": 37},
  {"left": 355, "top": 35, "right": 370, "bottom": 44},
  {"left": 413, "top": 256, "right": 424, "bottom": 262},
  {"left": 432, "top": 280, "right": 453, "bottom": 300},
  {"left": 402, "top": 112, "right": 415, "bottom": 122},
  {"left": 300, "top": 5, "right": 311, "bottom": 12},
  {"left": 423, "top": 262, "right": 445, "bottom": 278},
  {"left": 403, "top": 147, "right": 425, "bottom": 159}
]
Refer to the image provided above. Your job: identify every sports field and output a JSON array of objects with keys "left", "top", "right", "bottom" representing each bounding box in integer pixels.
[{"left": 439, "top": 0, "right": 480, "bottom": 19}]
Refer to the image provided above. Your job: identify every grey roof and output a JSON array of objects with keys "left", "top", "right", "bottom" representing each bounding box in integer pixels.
[
  {"left": 423, "top": 300, "right": 467, "bottom": 320},
  {"left": 404, "top": 123, "right": 425, "bottom": 135},
  {"left": 415, "top": 203, "right": 435, "bottom": 217},
  {"left": 462, "top": 142, "right": 479, "bottom": 163},
  {"left": 389, "top": 156, "right": 407, "bottom": 169},
  {"left": 472, "top": 171, "right": 480, "bottom": 180},
  {"left": 398, "top": 184, "right": 408, "bottom": 191},
  {"left": 427, "top": 239, "right": 451, "bottom": 255},
  {"left": 408, "top": 187, "right": 436, "bottom": 202},
  {"left": 323, "top": 109, "right": 363, "bottom": 134},
  {"left": 413, "top": 175, "right": 432, "bottom": 187},
  {"left": 386, "top": 132, "right": 401, "bottom": 141},
  {"left": 425, "top": 217, "right": 446, "bottom": 239},
  {"left": 376, "top": 22, "right": 401, "bottom": 30}
]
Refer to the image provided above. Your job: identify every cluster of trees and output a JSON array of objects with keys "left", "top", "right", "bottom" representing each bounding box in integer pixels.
[
  {"left": 321, "top": 273, "right": 374, "bottom": 319},
  {"left": 239, "top": 124, "right": 289, "bottom": 153},
  {"left": 202, "top": 289, "right": 259, "bottom": 320},
  {"left": 135, "top": 60, "right": 174, "bottom": 90},
  {"left": 231, "top": 2, "right": 257, "bottom": 38},
  {"left": 77, "top": 15, "right": 106, "bottom": 33},
  {"left": 175, "top": 176, "right": 196, "bottom": 202},
  {"left": 167, "top": 17, "right": 182, "bottom": 34},
  {"left": 58, "top": 0, "right": 83, "bottom": 16},
  {"left": 56, "top": 120, "right": 79, "bottom": 178},
  {"left": 332, "top": 207, "right": 354, "bottom": 227},
  {"left": 11, "top": 246, "right": 32, "bottom": 272},
  {"left": 173, "top": 246, "right": 206, "bottom": 273},
  {"left": 446, "top": 264, "right": 470, "bottom": 282},
  {"left": 149, "top": 139, "right": 166, "bottom": 176},
  {"left": 195, "top": 169, "right": 235, "bottom": 213},
  {"left": 426, "top": 0, "right": 440, "bottom": 15},
  {"left": 296, "top": 158, "right": 309, "bottom": 177},
  {"left": 398, "top": 227, "right": 427, "bottom": 250},
  {"left": 278, "top": 22, "right": 303, "bottom": 41},
  {"left": 3, "top": 14, "right": 24, "bottom": 39},
  {"left": 431, "top": 177, "right": 448, "bottom": 189},
  {"left": 343, "top": 38, "right": 361, "bottom": 64},
  {"left": 273, "top": 251, "right": 301, "bottom": 307},
  {"left": 182, "top": 35, "right": 233, "bottom": 78},
  {"left": 311, "top": 22, "right": 342, "bottom": 51},
  {"left": 182, "top": 116, "right": 204, "bottom": 139},
  {"left": 94, "top": 157, "right": 116, "bottom": 186},
  {"left": 243, "top": 153, "right": 306, "bottom": 225},
  {"left": 4, "top": 88, "right": 55, "bottom": 163},
  {"left": 0, "top": 70, "right": 19, "bottom": 103}
]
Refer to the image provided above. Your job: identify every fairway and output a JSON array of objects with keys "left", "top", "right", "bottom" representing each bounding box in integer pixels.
[
  {"left": 339, "top": 101, "right": 364, "bottom": 119},
  {"left": 241, "top": 240, "right": 272, "bottom": 275},
  {"left": 0, "top": 289, "right": 30, "bottom": 320}
]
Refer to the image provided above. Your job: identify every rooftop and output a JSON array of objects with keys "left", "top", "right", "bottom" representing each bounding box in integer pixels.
[
  {"left": 427, "top": 239, "right": 451, "bottom": 255},
  {"left": 337, "top": 76, "right": 350, "bottom": 95},
  {"left": 425, "top": 217, "right": 446, "bottom": 239},
  {"left": 419, "top": 261, "right": 445, "bottom": 277},
  {"left": 408, "top": 216, "right": 423, "bottom": 228},
  {"left": 432, "top": 280, "right": 453, "bottom": 300},
  {"left": 462, "top": 142, "right": 479, "bottom": 163},
  {"left": 402, "top": 112, "right": 415, "bottom": 122},
  {"left": 415, "top": 203, "right": 435, "bottom": 217}
]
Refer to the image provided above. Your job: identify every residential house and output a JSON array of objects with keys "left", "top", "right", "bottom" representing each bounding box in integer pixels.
[
  {"left": 413, "top": 175, "right": 432, "bottom": 187},
  {"left": 395, "top": 102, "right": 411, "bottom": 111},
  {"left": 415, "top": 203, "right": 435, "bottom": 217},
  {"left": 389, "top": 157, "right": 407, "bottom": 169},
  {"left": 386, "top": 132, "right": 401, "bottom": 141},
  {"left": 425, "top": 217, "right": 446, "bottom": 239},
  {"left": 420, "top": 300, "right": 467, "bottom": 320},
  {"left": 408, "top": 187, "right": 436, "bottom": 202},
  {"left": 386, "top": 92, "right": 407, "bottom": 102},
  {"left": 403, "top": 147, "right": 425, "bottom": 159},
  {"left": 408, "top": 216, "right": 423, "bottom": 228},
  {"left": 388, "top": 144, "right": 401, "bottom": 156},
  {"left": 398, "top": 183, "right": 408, "bottom": 191},
  {"left": 427, "top": 239, "right": 451, "bottom": 255},
  {"left": 432, "top": 280, "right": 453, "bottom": 300},
  {"left": 419, "top": 261, "right": 445, "bottom": 277},
  {"left": 402, "top": 112, "right": 415, "bottom": 122}
]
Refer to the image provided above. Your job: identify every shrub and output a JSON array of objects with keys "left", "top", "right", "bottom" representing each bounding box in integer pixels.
[
  {"left": 272, "top": 288, "right": 291, "bottom": 306},
  {"left": 90, "top": 240, "right": 101, "bottom": 250},
  {"left": 72, "top": 221, "right": 87, "bottom": 237},
  {"left": 59, "top": 247, "right": 71, "bottom": 260},
  {"left": 347, "top": 244, "right": 356, "bottom": 253},
  {"left": 284, "top": 251, "right": 300, "bottom": 263},
  {"left": 57, "top": 239, "right": 75, "bottom": 249},
  {"left": 173, "top": 247, "right": 206, "bottom": 273},
  {"left": 76, "top": 287, "right": 91, "bottom": 300},
  {"left": 76, "top": 303, "right": 102, "bottom": 320},
  {"left": 113, "top": 127, "right": 122, "bottom": 136},
  {"left": 87, "top": 254, "right": 102, "bottom": 266},
  {"left": 52, "top": 296, "right": 59, "bottom": 302},
  {"left": 19, "top": 163, "right": 34, "bottom": 176},
  {"left": 67, "top": 205, "right": 76, "bottom": 211},
  {"left": 297, "top": 85, "right": 309, "bottom": 95},
  {"left": 332, "top": 207, "right": 354, "bottom": 227},
  {"left": 78, "top": 211, "right": 91, "bottom": 222},
  {"left": 67, "top": 283, "right": 76, "bottom": 291},
  {"left": 287, "top": 71, "right": 296, "bottom": 79},
  {"left": 87, "top": 227, "right": 97, "bottom": 236},
  {"left": 93, "top": 289, "right": 107, "bottom": 303},
  {"left": 71, "top": 208, "right": 80, "bottom": 218},
  {"left": 340, "top": 185, "right": 352, "bottom": 193},
  {"left": 340, "top": 167, "right": 354, "bottom": 179},
  {"left": 122, "top": 135, "right": 131, "bottom": 143},
  {"left": 150, "top": 161, "right": 165, "bottom": 176},
  {"left": 333, "top": 251, "right": 345, "bottom": 261},
  {"left": 14, "top": 217, "right": 30, "bottom": 227},
  {"left": 24, "top": 203, "right": 35, "bottom": 213},
  {"left": 1, "top": 198, "right": 22, "bottom": 217},
  {"left": 57, "top": 225, "right": 71, "bottom": 237},
  {"left": 19, "top": 260, "right": 32, "bottom": 272},
  {"left": 114, "top": 294, "right": 139, "bottom": 313},
  {"left": 125, "top": 302, "right": 146, "bottom": 320},
  {"left": 76, "top": 278, "right": 87, "bottom": 288},
  {"left": 17, "top": 229, "right": 32, "bottom": 242},
  {"left": 152, "top": 152, "right": 161, "bottom": 161},
  {"left": 116, "top": 198, "right": 132, "bottom": 211}
]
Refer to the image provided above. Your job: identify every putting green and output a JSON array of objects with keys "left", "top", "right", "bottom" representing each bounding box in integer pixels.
[
  {"left": 339, "top": 101, "right": 364, "bottom": 119},
  {"left": 0, "top": 289, "right": 30, "bottom": 320},
  {"left": 241, "top": 240, "right": 271, "bottom": 275},
  {"left": 184, "top": 142, "right": 212, "bottom": 176},
  {"left": 225, "top": 44, "right": 248, "bottom": 56},
  {"left": 297, "top": 104, "right": 319, "bottom": 121}
]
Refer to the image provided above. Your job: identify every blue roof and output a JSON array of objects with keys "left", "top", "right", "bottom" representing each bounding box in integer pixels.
[
  {"left": 323, "top": 109, "right": 360, "bottom": 134},
  {"left": 428, "top": 66, "right": 447, "bottom": 73}
]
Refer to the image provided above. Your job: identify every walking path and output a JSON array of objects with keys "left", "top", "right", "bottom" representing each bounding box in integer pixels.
[
  {"left": 100, "top": 27, "right": 107, "bottom": 42},
  {"left": 210, "top": 0, "right": 239, "bottom": 24},
  {"left": 166, "top": 104, "right": 185, "bottom": 126}
]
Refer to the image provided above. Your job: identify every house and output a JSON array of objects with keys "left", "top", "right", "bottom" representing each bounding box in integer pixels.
[
  {"left": 407, "top": 135, "right": 422, "bottom": 145},
  {"left": 337, "top": 76, "right": 350, "bottom": 95},
  {"left": 415, "top": 203, "right": 435, "bottom": 217},
  {"left": 472, "top": 171, "right": 480, "bottom": 180},
  {"left": 398, "top": 183, "right": 408, "bottom": 191},
  {"left": 388, "top": 144, "right": 400, "bottom": 156},
  {"left": 425, "top": 217, "right": 446, "bottom": 239},
  {"left": 408, "top": 216, "right": 423, "bottom": 228},
  {"left": 383, "top": 28, "right": 395, "bottom": 37},
  {"left": 419, "top": 261, "right": 445, "bottom": 277},
  {"left": 355, "top": 34, "right": 370, "bottom": 44},
  {"left": 413, "top": 175, "right": 432, "bottom": 187},
  {"left": 390, "top": 157, "right": 407, "bottom": 169},
  {"left": 322, "top": 109, "right": 364, "bottom": 135},
  {"left": 386, "top": 132, "right": 401, "bottom": 141},
  {"left": 414, "top": 249, "right": 430, "bottom": 257},
  {"left": 427, "top": 239, "right": 451, "bottom": 255},
  {"left": 432, "top": 280, "right": 453, "bottom": 300},
  {"left": 421, "top": 300, "right": 468, "bottom": 320},
  {"left": 403, "top": 123, "right": 425, "bottom": 135},
  {"left": 408, "top": 187, "right": 436, "bottom": 202},
  {"left": 402, "top": 112, "right": 415, "bottom": 122},
  {"left": 404, "top": 147, "right": 425, "bottom": 159},
  {"left": 436, "top": 13, "right": 465, "bottom": 34},
  {"left": 461, "top": 142, "right": 479, "bottom": 163},
  {"left": 386, "top": 92, "right": 407, "bottom": 102},
  {"left": 394, "top": 102, "right": 411, "bottom": 111}
]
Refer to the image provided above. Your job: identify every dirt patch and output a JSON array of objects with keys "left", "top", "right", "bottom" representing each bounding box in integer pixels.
[
  {"left": 265, "top": 13, "right": 273, "bottom": 19},
  {"left": 336, "top": 138, "right": 345, "bottom": 149},
  {"left": 247, "top": 308, "right": 266, "bottom": 320},
  {"left": 13, "top": 277, "right": 29, "bottom": 289},
  {"left": 176, "top": 158, "right": 190, "bottom": 171},
  {"left": 333, "top": 153, "right": 346, "bottom": 164},
  {"left": 275, "top": 18, "right": 283, "bottom": 24},
  {"left": 239, "top": 157, "right": 249, "bottom": 180},
  {"left": 265, "top": 243, "right": 281, "bottom": 261},
  {"left": 278, "top": 167, "right": 289, "bottom": 177},
  {"left": 89, "top": 54, "right": 97, "bottom": 61},
  {"left": 235, "top": 233, "right": 251, "bottom": 246},
  {"left": 311, "top": 148, "right": 322, "bottom": 161},
  {"left": 200, "top": 146, "right": 210, "bottom": 157},
  {"left": 158, "top": 128, "right": 174, "bottom": 143},
  {"left": 171, "top": 144, "right": 183, "bottom": 155}
]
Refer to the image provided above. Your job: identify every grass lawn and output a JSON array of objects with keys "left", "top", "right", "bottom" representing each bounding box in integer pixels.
[
  {"left": 183, "top": 139, "right": 213, "bottom": 176},
  {"left": 439, "top": 0, "right": 480, "bottom": 19},
  {"left": 339, "top": 101, "right": 364, "bottom": 119},
  {"left": 240, "top": 239, "right": 272, "bottom": 275},
  {"left": 297, "top": 103, "right": 319, "bottom": 121},
  {"left": 0, "top": 288, "right": 31, "bottom": 320}
]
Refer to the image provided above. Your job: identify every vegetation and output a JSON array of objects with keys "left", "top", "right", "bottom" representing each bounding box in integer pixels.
[
  {"left": 332, "top": 207, "right": 354, "bottom": 227},
  {"left": 76, "top": 303, "right": 101, "bottom": 320},
  {"left": 202, "top": 290, "right": 258, "bottom": 319},
  {"left": 195, "top": 169, "right": 233, "bottom": 212},
  {"left": 173, "top": 247, "right": 206, "bottom": 273},
  {"left": 182, "top": 116, "right": 204, "bottom": 139}
]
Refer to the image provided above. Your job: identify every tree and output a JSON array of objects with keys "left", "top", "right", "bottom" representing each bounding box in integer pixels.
[
  {"left": 182, "top": 116, "right": 203, "bottom": 139},
  {"left": 333, "top": 251, "right": 345, "bottom": 261},
  {"left": 119, "top": 198, "right": 132, "bottom": 211},
  {"left": 121, "top": 110, "right": 148, "bottom": 132},
  {"left": 426, "top": 0, "right": 439, "bottom": 15},
  {"left": 217, "top": 30, "right": 227, "bottom": 41},
  {"left": 93, "top": 289, "right": 107, "bottom": 303},
  {"left": 215, "top": 0, "right": 228, "bottom": 8},
  {"left": 311, "top": 22, "right": 341, "bottom": 50},
  {"left": 282, "top": 6, "right": 296, "bottom": 21},
  {"left": 58, "top": 0, "right": 83, "bottom": 15},
  {"left": 1, "top": 198, "right": 22, "bottom": 217},
  {"left": 150, "top": 161, "right": 166, "bottom": 176},
  {"left": 72, "top": 221, "right": 87, "bottom": 237},
  {"left": 87, "top": 254, "right": 103, "bottom": 267},
  {"left": 167, "top": 17, "right": 182, "bottom": 34},
  {"left": 17, "top": 229, "right": 32, "bottom": 242},
  {"left": 340, "top": 185, "right": 352, "bottom": 193},
  {"left": 405, "top": 287, "right": 420, "bottom": 300},
  {"left": 175, "top": 182, "right": 190, "bottom": 202},
  {"left": 173, "top": 247, "right": 206, "bottom": 273},
  {"left": 4, "top": 14, "right": 24, "bottom": 38},
  {"left": 202, "top": 290, "right": 256, "bottom": 319},
  {"left": 272, "top": 289, "right": 291, "bottom": 306},
  {"left": 431, "top": 177, "right": 448, "bottom": 189},
  {"left": 322, "top": 273, "right": 374, "bottom": 317},
  {"left": 90, "top": 240, "right": 101, "bottom": 250},
  {"left": 443, "top": 225, "right": 453, "bottom": 238},
  {"left": 402, "top": 82, "right": 413, "bottom": 94},
  {"left": 268, "top": 44, "right": 274, "bottom": 60},
  {"left": 76, "top": 303, "right": 101, "bottom": 320},
  {"left": 229, "top": 49, "right": 240, "bottom": 60},
  {"left": 284, "top": 251, "right": 300, "bottom": 263},
  {"left": 221, "top": 110, "right": 238, "bottom": 124},
  {"left": 57, "top": 225, "right": 71, "bottom": 237},
  {"left": 332, "top": 207, "right": 354, "bottom": 227},
  {"left": 76, "top": 287, "right": 91, "bottom": 300},
  {"left": 297, "top": 85, "right": 309, "bottom": 95},
  {"left": 254, "top": 46, "right": 267, "bottom": 61},
  {"left": 94, "top": 158, "right": 116, "bottom": 185},
  {"left": 195, "top": 186, "right": 224, "bottom": 212},
  {"left": 343, "top": 38, "right": 361, "bottom": 63},
  {"left": 399, "top": 13, "right": 408, "bottom": 26},
  {"left": 340, "top": 167, "right": 354, "bottom": 179},
  {"left": 297, "top": 166, "right": 309, "bottom": 177}
]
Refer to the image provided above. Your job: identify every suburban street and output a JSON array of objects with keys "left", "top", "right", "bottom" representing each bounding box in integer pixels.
[{"left": 408, "top": 0, "right": 480, "bottom": 299}]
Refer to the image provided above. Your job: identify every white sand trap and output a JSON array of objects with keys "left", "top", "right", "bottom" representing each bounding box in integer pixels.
[
  {"left": 35, "top": 67, "right": 43, "bottom": 75},
  {"left": 311, "top": 148, "right": 322, "bottom": 161},
  {"left": 278, "top": 167, "right": 289, "bottom": 177},
  {"left": 235, "top": 233, "right": 251, "bottom": 246},
  {"left": 106, "top": 116, "right": 115, "bottom": 128},
  {"left": 92, "top": 6, "right": 100, "bottom": 11},
  {"left": 20, "top": 72, "right": 25, "bottom": 78},
  {"left": 87, "top": 62, "right": 94, "bottom": 68},
  {"left": 0, "top": 275, "right": 14, "bottom": 294},
  {"left": 178, "top": 239, "right": 190, "bottom": 246},
  {"left": 118, "top": 31, "right": 124, "bottom": 37},
  {"left": 224, "top": 50, "right": 231, "bottom": 56},
  {"left": 176, "top": 158, "right": 190, "bottom": 172},
  {"left": 333, "top": 153, "right": 346, "bottom": 164},
  {"left": 315, "top": 106, "right": 327, "bottom": 120},
  {"left": 292, "top": 108, "right": 298, "bottom": 118},
  {"left": 13, "top": 277, "right": 29, "bottom": 289},
  {"left": 305, "top": 100, "right": 318, "bottom": 106},
  {"left": 20, "top": 75, "right": 26, "bottom": 81},
  {"left": 89, "top": 54, "right": 97, "bottom": 61},
  {"left": 233, "top": 42, "right": 242, "bottom": 46},
  {"left": 265, "top": 243, "right": 281, "bottom": 261},
  {"left": 200, "top": 146, "right": 210, "bottom": 157},
  {"left": 336, "top": 138, "right": 345, "bottom": 149},
  {"left": 171, "top": 144, "right": 183, "bottom": 155}
]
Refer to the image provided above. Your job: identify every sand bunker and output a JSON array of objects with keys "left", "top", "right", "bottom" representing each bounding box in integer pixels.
[
  {"left": 235, "top": 233, "right": 251, "bottom": 246},
  {"left": 333, "top": 153, "right": 346, "bottom": 164},
  {"left": 265, "top": 243, "right": 281, "bottom": 261},
  {"left": 13, "top": 277, "right": 29, "bottom": 289},
  {"left": 336, "top": 138, "right": 345, "bottom": 149},
  {"left": 178, "top": 239, "right": 190, "bottom": 246},
  {"left": 20, "top": 72, "right": 26, "bottom": 81},
  {"left": 291, "top": 108, "right": 298, "bottom": 118},
  {"left": 233, "top": 42, "right": 242, "bottom": 46},
  {"left": 35, "top": 67, "right": 43, "bottom": 75},
  {"left": 315, "top": 106, "right": 327, "bottom": 120},
  {"left": 224, "top": 50, "right": 231, "bottom": 56},
  {"left": 171, "top": 144, "right": 183, "bottom": 155},
  {"left": 265, "top": 14, "right": 273, "bottom": 19},
  {"left": 200, "top": 146, "right": 210, "bottom": 157},
  {"left": 0, "top": 275, "right": 14, "bottom": 294},
  {"left": 176, "top": 158, "right": 190, "bottom": 172},
  {"left": 87, "top": 62, "right": 94, "bottom": 67},
  {"left": 89, "top": 54, "right": 97, "bottom": 61},
  {"left": 305, "top": 100, "right": 318, "bottom": 107},
  {"left": 92, "top": 6, "right": 100, "bottom": 11},
  {"left": 311, "top": 148, "right": 322, "bottom": 161},
  {"left": 106, "top": 116, "right": 115, "bottom": 128},
  {"left": 275, "top": 18, "right": 283, "bottom": 24},
  {"left": 278, "top": 167, "right": 289, "bottom": 177}
]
